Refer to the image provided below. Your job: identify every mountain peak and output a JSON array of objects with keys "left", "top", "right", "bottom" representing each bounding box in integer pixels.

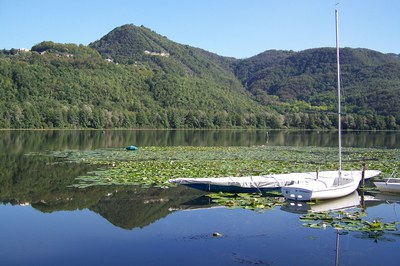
[{"left": 89, "top": 24, "right": 169, "bottom": 64}]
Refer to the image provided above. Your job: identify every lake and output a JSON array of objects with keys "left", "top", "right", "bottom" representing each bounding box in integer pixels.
[{"left": 1, "top": 130, "right": 399, "bottom": 266}]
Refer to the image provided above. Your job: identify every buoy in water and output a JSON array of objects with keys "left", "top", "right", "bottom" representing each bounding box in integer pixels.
[{"left": 126, "top": 145, "right": 138, "bottom": 151}]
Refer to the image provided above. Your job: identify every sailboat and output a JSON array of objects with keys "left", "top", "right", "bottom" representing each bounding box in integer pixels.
[
  {"left": 281, "top": 9, "right": 381, "bottom": 201},
  {"left": 170, "top": 9, "right": 381, "bottom": 195}
]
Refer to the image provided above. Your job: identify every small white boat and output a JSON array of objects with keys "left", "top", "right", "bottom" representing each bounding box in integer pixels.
[
  {"left": 281, "top": 9, "right": 381, "bottom": 201},
  {"left": 374, "top": 178, "right": 400, "bottom": 193},
  {"left": 281, "top": 170, "right": 381, "bottom": 201}
]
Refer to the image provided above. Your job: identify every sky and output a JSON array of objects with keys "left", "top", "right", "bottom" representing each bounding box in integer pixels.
[{"left": 0, "top": 0, "right": 399, "bottom": 58}]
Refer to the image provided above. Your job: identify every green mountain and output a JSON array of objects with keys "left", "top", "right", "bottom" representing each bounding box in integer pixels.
[
  {"left": 0, "top": 24, "right": 399, "bottom": 130},
  {"left": 89, "top": 24, "right": 235, "bottom": 76},
  {"left": 0, "top": 24, "right": 272, "bottom": 129},
  {"left": 234, "top": 48, "right": 400, "bottom": 129}
]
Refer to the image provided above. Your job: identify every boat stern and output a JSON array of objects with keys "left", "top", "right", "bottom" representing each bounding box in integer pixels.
[{"left": 281, "top": 186, "right": 312, "bottom": 201}]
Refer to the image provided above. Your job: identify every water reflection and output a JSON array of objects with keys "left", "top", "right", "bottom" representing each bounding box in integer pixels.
[
  {"left": 281, "top": 191, "right": 362, "bottom": 214},
  {"left": 1, "top": 130, "right": 400, "bottom": 230},
  {"left": 31, "top": 186, "right": 205, "bottom": 229},
  {"left": 0, "top": 140, "right": 206, "bottom": 229},
  {"left": 1, "top": 130, "right": 399, "bottom": 152},
  {"left": 281, "top": 190, "right": 400, "bottom": 214},
  {"left": 2, "top": 130, "right": 400, "bottom": 266}
]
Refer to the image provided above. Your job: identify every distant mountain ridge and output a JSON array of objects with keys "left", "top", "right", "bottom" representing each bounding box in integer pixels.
[
  {"left": 234, "top": 48, "right": 400, "bottom": 121},
  {"left": 0, "top": 23, "right": 399, "bottom": 129}
]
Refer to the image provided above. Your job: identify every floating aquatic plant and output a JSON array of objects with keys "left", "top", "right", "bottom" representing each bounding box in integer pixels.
[
  {"left": 32, "top": 146, "right": 400, "bottom": 189},
  {"left": 206, "top": 192, "right": 284, "bottom": 212},
  {"left": 300, "top": 208, "right": 400, "bottom": 238}
]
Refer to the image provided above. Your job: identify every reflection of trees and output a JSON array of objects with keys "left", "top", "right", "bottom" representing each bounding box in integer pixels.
[
  {"left": 0, "top": 153, "right": 97, "bottom": 204},
  {"left": 89, "top": 187, "right": 204, "bottom": 229},
  {"left": 32, "top": 186, "right": 203, "bottom": 230},
  {"left": 0, "top": 148, "right": 204, "bottom": 229},
  {"left": 1, "top": 130, "right": 399, "bottom": 152},
  {"left": 0, "top": 144, "right": 204, "bottom": 229},
  {"left": 30, "top": 187, "right": 215, "bottom": 230}
]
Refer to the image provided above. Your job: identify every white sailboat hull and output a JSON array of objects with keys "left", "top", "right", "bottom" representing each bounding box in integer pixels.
[{"left": 281, "top": 170, "right": 380, "bottom": 201}]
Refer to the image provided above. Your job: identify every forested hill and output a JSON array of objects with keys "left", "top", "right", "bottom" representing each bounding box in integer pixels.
[
  {"left": 89, "top": 24, "right": 235, "bottom": 76},
  {"left": 0, "top": 24, "right": 271, "bottom": 129},
  {"left": 0, "top": 24, "right": 399, "bottom": 130},
  {"left": 234, "top": 48, "right": 400, "bottom": 129}
]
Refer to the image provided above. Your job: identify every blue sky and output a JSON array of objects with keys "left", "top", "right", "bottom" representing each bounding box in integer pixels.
[{"left": 1, "top": 0, "right": 399, "bottom": 58}]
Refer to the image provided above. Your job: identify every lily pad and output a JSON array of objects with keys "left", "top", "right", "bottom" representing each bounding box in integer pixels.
[
  {"left": 300, "top": 208, "right": 399, "bottom": 238},
  {"left": 206, "top": 192, "right": 284, "bottom": 212}
]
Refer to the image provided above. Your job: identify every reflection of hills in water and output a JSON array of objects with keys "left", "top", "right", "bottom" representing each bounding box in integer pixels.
[
  {"left": 0, "top": 130, "right": 207, "bottom": 230},
  {"left": 171, "top": 195, "right": 217, "bottom": 211},
  {"left": 8, "top": 185, "right": 204, "bottom": 230},
  {"left": 0, "top": 153, "right": 98, "bottom": 206},
  {"left": 88, "top": 187, "right": 205, "bottom": 229}
]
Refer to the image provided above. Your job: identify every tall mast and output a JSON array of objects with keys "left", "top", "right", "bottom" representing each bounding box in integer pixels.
[{"left": 335, "top": 9, "right": 342, "bottom": 177}]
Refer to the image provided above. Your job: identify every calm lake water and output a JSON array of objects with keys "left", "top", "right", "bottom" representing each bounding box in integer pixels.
[{"left": 1, "top": 130, "right": 399, "bottom": 266}]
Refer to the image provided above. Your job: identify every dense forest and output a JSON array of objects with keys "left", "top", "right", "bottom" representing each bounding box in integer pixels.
[{"left": 1, "top": 24, "right": 399, "bottom": 129}]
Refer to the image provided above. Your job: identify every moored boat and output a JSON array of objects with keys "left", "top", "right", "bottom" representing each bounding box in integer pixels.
[
  {"left": 281, "top": 170, "right": 381, "bottom": 201},
  {"left": 169, "top": 170, "right": 380, "bottom": 194}
]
